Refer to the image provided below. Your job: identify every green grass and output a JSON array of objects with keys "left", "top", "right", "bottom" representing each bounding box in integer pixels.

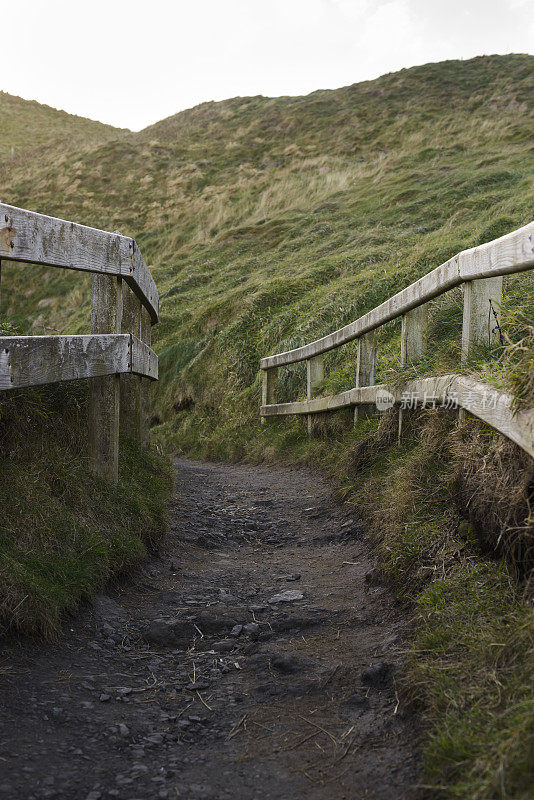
[
  {"left": 0, "top": 53, "right": 533, "bottom": 797},
  {"left": 0, "top": 383, "right": 173, "bottom": 637}
]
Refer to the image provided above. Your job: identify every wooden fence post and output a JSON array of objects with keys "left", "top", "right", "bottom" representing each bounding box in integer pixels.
[
  {"left": 120, "top": 283, "right": 142, "bottom": 442},
  {"left": 399, "top": 305, "right": 428, "bottom": 440},
  {"left": 88, "top": 274, "right": 122, "bottom": 483},
  {"left": 354, "top": 331, "right": 377, "bottom": 423},
  {"left": 401, "top": 305, "right": 428, "bottom": 365},
  {"left": 461, "top": 277, "right": 503, "bottom": 362},
  {"left": 306, "top": 355, "right": 324, "bottom": 436},
  {"left": 139, "top": 305, "right": 152, "bottom": 447},
  {"left": 261, "top": 367, "right": 278, "bottom": 425}
]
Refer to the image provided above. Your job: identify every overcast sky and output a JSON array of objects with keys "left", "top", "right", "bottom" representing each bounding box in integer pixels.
[{"left": 5, "top": 0, "right": 533, "bottom": 131}]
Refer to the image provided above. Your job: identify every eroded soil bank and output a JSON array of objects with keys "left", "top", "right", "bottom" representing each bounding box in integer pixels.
[{"left": 0, "top": 458, "right": 420, "bottom": 799}]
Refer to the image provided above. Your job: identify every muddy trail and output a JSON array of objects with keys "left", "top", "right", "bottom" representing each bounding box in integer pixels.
[{"left": 0, "top": 459, "right": 421, "bottom": 800}]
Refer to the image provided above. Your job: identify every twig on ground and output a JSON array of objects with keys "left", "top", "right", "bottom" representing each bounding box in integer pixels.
[
  {"left": 297, "top": 714, "right": 339, "bottom": 746},
  {"left": 287, "top": 730, "right": 320, "bottom": 750},
  {"left": 196, "top": 691, "right": 212, "bottom": 711},
  {"left": 227, "top": 714, "right": 248, "bottom": 740},
  {"left": 320, "top": 664, "right": 340, "bottom": 690}
]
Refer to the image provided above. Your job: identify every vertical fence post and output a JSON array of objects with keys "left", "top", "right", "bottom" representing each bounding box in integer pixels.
[
  {"left": 261, "top": 367, "right": 278, "bottom": 425},
  {"left": 120, "top": 283, "right": 142, "bottom": 442},
  {"left": 401, "top": 305, "right": 428, "bottom": 366},
  {"left": 461, "top": 277, "right": 503, "bottom": 362},
  {"left": 399, "top": 305, "right": 428, "bottom": 440},
  {"left": 88, "top": 274, "right": 122, "bottom": 483},
  {"left": 306, "top": 354, "right": 324, "bottom": 437},
  {"left": 354, "top": 331, "right": 377, "bottom": 423},
  {"left": 139, "top": 305, "right": 152, "bottom": 447}
]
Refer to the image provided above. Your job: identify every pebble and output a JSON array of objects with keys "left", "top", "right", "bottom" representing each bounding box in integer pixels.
[
  {"left": 268, "top": 590, "right": 304, "bottom": 604},
  {"left": 243, "top": 623, "right": 259, "bottom": 635},
  {"left": 361, "top": 662, "right": 394, "bottom": 688},
  {"left": 212, "top": 640, "right": 235, "bottom": 652}
]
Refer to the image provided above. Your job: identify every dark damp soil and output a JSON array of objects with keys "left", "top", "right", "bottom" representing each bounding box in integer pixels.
[{"left": 0, "top": 458, "right": 421, "bottom": 800}]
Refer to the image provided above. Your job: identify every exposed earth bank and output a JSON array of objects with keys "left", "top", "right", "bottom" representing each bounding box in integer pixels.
[{"left": 0, "top": 458, "right": 420, "bottom": 799}]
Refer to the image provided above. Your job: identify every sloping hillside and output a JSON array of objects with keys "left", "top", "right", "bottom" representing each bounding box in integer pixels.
[
  {"left": 0, "top": 90, "right": 125, "bottom": 174},
  {"left": 1, "top": 54, "right": 533, "bottom": 437}
]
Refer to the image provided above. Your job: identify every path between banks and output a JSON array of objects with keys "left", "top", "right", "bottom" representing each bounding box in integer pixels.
[{"left": 0, "top": 459, "right": 420, "bottom": 799}]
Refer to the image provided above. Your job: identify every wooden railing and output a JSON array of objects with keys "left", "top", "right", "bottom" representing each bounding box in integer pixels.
[
  {"left": 260, "top": 222, "right": 534, "bottom": 459},
  {"left": 0, "top": 203, "right": 159, "bottom": 482}
]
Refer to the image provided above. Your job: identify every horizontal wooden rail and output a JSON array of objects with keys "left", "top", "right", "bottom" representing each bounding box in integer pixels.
[
  {"left": 260, "top": 220, "right": 534, "bottom": 458},
  {"left": 0, "top": 203, "right": 158, "bottom": 323},
  {"left": 0, "top": 204, "right": 160, "bottom": 483},
  {"left": 261, "top": 375, "right": 534, "bottom": 459},
  {"left": 0, "top": 335, "right": 158, "bottom": 391},
  {"left": 261, "top": 221, "right": 534, "bottom": 369}
]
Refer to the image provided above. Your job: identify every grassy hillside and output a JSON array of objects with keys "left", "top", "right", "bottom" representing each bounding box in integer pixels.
[
  {"left": 1, "top": 54, "right": 533, "bottom": 798},
  {"left": 0, "top": 90, "right": 125, "bottom": 178},
  {"left": 1, "top": 54, "right": 533, "bottom": 412}
]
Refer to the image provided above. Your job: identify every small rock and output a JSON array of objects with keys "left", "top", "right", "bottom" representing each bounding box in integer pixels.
[
  {"left": 212, "top": 640, "right": 235, "bottom": 653},
  {"left": 365, "top": 567, "right": 382, "bottom": 585},
  {"left": 271, "top": 655, "right": 303, "bottom": 674},
  {"left": 92, "top": 595, "right": 128, "bottom": 624},
  {"left": 243, "top": 623, "right": 259, "bottom": 635},
  {"left": 229, "top": 625, "right": 243, "bottom": 637},
  {"left": 286, "top": 573, "right": 301, "bottom": 581},
  {"left": 85, "top": 792, "right": 102, "bottom": 800},
  {"left": 143, "top": 618, "right": 193, "bottom": 648},
  {"left": 186, "top": 681, "right": 210, "bottom": 691},
  {"left": 361, "top": 662, "right": 394, "bottom": 688},
  {"left": 118, "top": 723, "right": 130, "bottom": 737},
  {"left": 340, "top": 694, "right": 371, "bottom": 715},
  {"left": 268, "top": 590, "right": 304, "bottom": 604},
  {"left": 146, "top": 733, "right": 164, "bottom": 744},
  {"left": 99, "top": 694, "right": 111, "bottom": 702}
]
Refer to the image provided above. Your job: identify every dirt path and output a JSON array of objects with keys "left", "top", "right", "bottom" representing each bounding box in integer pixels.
[{"left": 0, "top": 459, "right": 420, "bottom": 800}]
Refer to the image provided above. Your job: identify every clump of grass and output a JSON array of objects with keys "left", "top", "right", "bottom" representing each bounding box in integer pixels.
[
  {"left": 0, "top": 320, "right": 24, "bottom": 335},
  {"left": 0, "top": 382, "right": 172, "bottom": 637},
  {"left": 500, "top": 313, "right": 534, "bottom": 409},
  {"left": 333, "top": 410, "right": 534, "bottom": 799}
]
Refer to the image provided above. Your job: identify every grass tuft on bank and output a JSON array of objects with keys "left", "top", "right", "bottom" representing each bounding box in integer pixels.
[{"left": 0, "top": 382, "right": 172, "bottom": 638}]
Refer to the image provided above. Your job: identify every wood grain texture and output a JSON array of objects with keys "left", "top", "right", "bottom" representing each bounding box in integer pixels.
[
  {"left": 261, "top": 374, "right": 534, "bottom": 459},
  {"left": 120, "top": 286, "right": 142, "bottom": 441},
  {"left": 88, "top": 273, "right": 122, "bottom": 482},
  {"left": 0, "top": 334, "right": 158, "bottom": 390},
  {"left": 139, "top": 305, "right": 152, "bottom": 447},
  {"left": 261, "top": 220, "right": 534, "bottom": 368},
  {"left": 0, "top": 334, "right": 130, "bottom": 390},
  {"left": 400, "top": 305, "right": 428, "bottom": 365},
  {"left": 0, "top": 202, "right": 158, "bottom": 322},
  {"left": 131, "top": 337, "right": 158, "bottom": 380},
  {"left": 306, "top": 354, "right": 324, "bottom": 436},
  {"left": 461, "top": 277, "right": 503, "bottom": 361}
]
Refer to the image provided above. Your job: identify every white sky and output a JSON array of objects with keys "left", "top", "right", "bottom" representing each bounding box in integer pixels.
[{"left": 4, "top": 0, "right": 533, "bottom": 131}]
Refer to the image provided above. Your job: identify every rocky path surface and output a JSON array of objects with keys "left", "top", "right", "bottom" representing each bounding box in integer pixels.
[{"left": 0, "top": 459, "right": 420, "bottom": 800}]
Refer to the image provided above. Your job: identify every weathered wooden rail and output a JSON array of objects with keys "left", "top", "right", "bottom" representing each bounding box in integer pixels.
[
  {"left": 0, "top": 203, "right": 159, "bottom": 482},
  {"left": 260, "top": 222, "right": 534, "bottom": 458}
]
